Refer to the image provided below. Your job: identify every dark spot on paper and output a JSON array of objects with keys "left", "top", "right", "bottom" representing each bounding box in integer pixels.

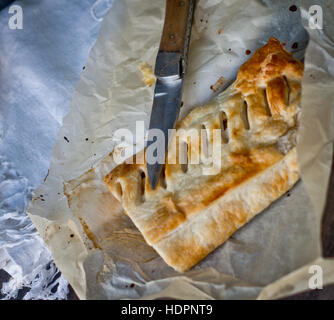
[
  {"left": 287, "top": 191, "right": 291, "bottom": 197},
  {"left": 125, "top": 285, "right": 128, "bottom": 288},
  {"left": 210, "top": 85, "right": 213, "bottom": 90},
  {"left": 180, "top": 101, "right": 184, "bottom": 107},
  {"left": 83, "top": 66, "right": 86, "bottom": 70},
  {"left": 200, "top": 19, "right": 203, "bottom": 22},
  {"left": 85, "top": 138, "right": 89, "bottom": 141},
  {"left": 70, "top": 234, "right": 74, "bottom": 238},
  {"left": 228, "top": 48, "right": 231, "bottom": 51},
  {"left": 218, "top": 29, "right": 222, "bottom": 35},
  {"left": 130, "top": 283, "right": 135, "bottom": 288},
  {"left": 193, "top": 81, "right": 196, "bottom": 85},
  {"left": 41, "top": 198, "right": 45, "bottom": 201},
  {"left": 40, "top": 195, "right": 43, "bottom": 197},
  {"left": 245, "top": 49, "right": 251, "bottom": 55},
  {"left": 64, "top": 136, "right": 69, "bottom": 143},
  {"left": 292, "top": 42, "right": 298, "bottom": 49},
  {"left": 289, "top": 5, "right": 297, "bottom": 12}
]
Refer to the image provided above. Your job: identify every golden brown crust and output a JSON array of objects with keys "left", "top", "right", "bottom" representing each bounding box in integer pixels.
[
  {"left": 154, "top": 149, "right": 299, "bottom": 272},
  {"left": 235, "top": 38, "right": 303, "bottom": 95},
  {"left": 104, "top": 38, "right": 303, "bottom": 271}
]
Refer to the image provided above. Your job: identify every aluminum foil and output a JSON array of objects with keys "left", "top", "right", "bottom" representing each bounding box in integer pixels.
[{"left": 0, "top": 0, "right": 114, "bottom": 299}]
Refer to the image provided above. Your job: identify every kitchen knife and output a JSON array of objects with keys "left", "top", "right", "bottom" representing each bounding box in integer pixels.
[{"left": 146, "top": 0, "right": 195, "bottom": 189}]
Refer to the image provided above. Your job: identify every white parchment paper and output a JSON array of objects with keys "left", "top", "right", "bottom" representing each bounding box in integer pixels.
[
  {"left": 298, "top": 0, "right": 334, "bottom": 217},
  {"left": 27, "top": 0, "right": 334, "bottom": 299}
]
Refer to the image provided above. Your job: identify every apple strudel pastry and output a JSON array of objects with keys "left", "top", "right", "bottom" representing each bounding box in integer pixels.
[{"left": 104, "top": 38, "right": 303, "bottom": 272}]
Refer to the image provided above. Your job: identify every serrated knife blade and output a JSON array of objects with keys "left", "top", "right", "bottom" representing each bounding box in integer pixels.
[{"left": 146, "top": 0, "right": 195, "bottom": 189}]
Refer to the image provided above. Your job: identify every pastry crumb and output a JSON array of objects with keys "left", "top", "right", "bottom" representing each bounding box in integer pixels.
[
  {"left": 210, "top": 77, "right": 225, "bottom": 93},
  {"left": 138, "top": 62, "right": 156, "bottom": 87}
]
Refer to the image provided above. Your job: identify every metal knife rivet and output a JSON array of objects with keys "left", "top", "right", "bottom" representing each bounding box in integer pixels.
[{"left": 169, "top": 34, "right": 175, "bottom": 40}]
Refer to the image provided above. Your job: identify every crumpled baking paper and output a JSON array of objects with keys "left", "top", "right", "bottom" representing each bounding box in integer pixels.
[
  {"left": 262, "top": 0, "right": 334, "bottom": 299},
  {"left": 298, "top": 0, "right": 334, "bottom": 217},
  {"left": 27, "top": 0, "right": 334, "bottom": 299}
]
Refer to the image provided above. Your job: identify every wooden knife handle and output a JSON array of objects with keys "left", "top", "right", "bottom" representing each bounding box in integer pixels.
[{"left": 159, "top": 0, "right": 195, "bottom": 53}]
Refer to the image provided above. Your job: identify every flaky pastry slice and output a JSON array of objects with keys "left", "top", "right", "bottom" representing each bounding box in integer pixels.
[{"left": 105, "top": 38, "right": 303, "bottom": 272}]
